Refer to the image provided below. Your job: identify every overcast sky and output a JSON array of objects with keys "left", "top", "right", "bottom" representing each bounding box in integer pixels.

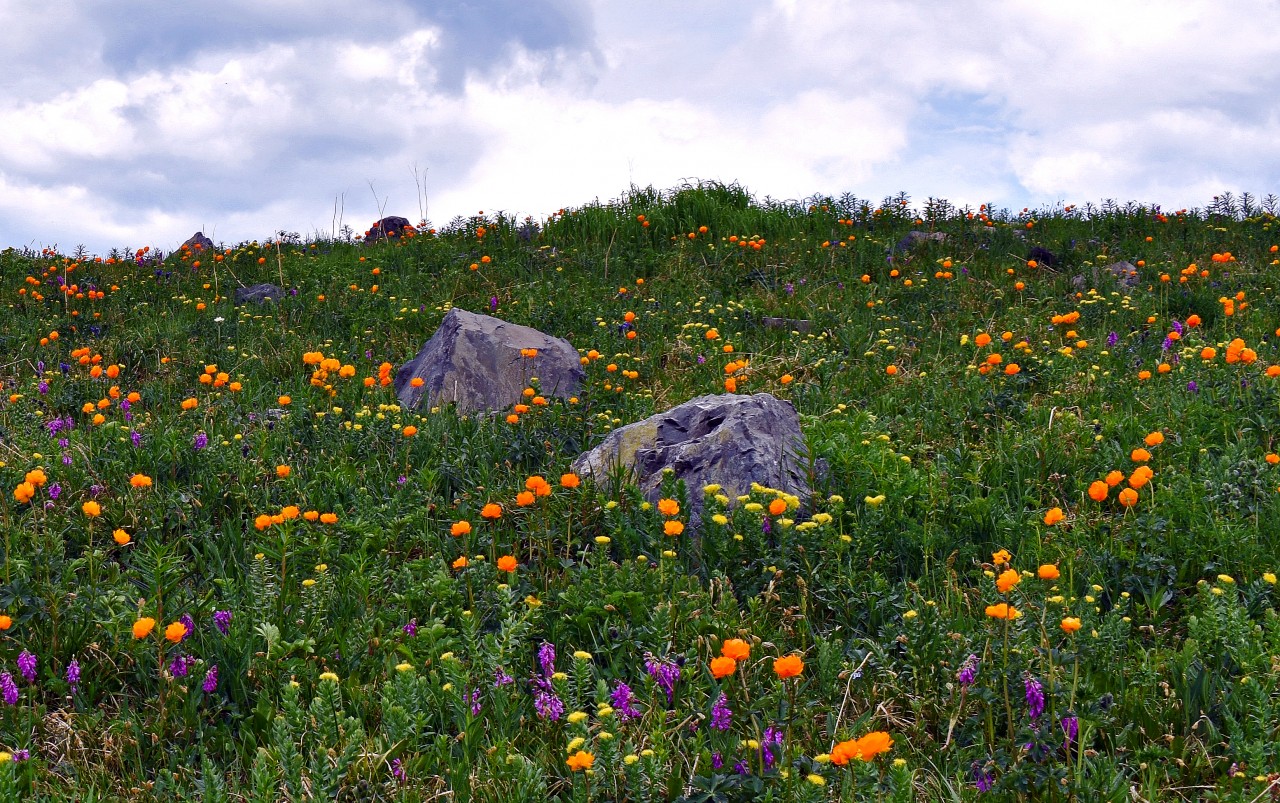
[{"left": 2, "top": 0, "right": 1278, "bottom": 254}]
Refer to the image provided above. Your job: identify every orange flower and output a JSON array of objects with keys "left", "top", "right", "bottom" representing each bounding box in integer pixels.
[
  {"left": 975, "top": 333, "right": 992, "bottom": 347},
  {"left": 303, "top": 510, "right": 320, "bottom": 521},
  {"left": 560, "top": 473, "right": 580, "bottom": 488},
  {"left": 276, "top": 465, "right": 291, "bottom": 479},
  {"left": 1038, "top": 564, "right": 1060, "bottom": 581},
  {"left": 710, "top": 656, "right": 736, "bottom": 679},
  {"left": 1060, "top": 617, "right": 1082, "bottom": 633},
  {"left": 254, "top": 514, "right": 273, "bottom": 530},
  {"left": 985, "top": 603, "right": 1021, "bottom": 620},
  {"left": 113, "top": 528, "right": 131, "bottom": 545},
  {"left": 130, "top": 473, "right": 153, "bottom": 489},
  {"left": 996, "top": 569, "right": 1021, "bottom": 594},
  {"left": 133, "top": 617, "right": 156, "bottom": 639},
  {"left": 525, "top": 475, "right": 552, "bottom": 496},
  {"left": 481, "top": 503, "right": 502, "bottom": 520},
  {"left": 1105, "top": 470, "right": 1125, "bottom": 487},
  {"left": 1130, "top": 448, "right": 1150, "bottom": 463},
  {"left": 1144, "top": 431, "right": 1164, "bottom": 447},
  {"left": 1129, "top": 465, "right": 1154, "bottom": 489},
  {"left": 24, "top": 469, "right": 46, "bottom": 487},
  {"left": 0, "top": 615, "right": 10, "bottom": 630},
  {"left": 566, "top": 750, "right": 594, "bottom": 771},
  {"left": 768, "top": 498, "right": 787, "bottom": 516},
  {"left": 319, "top": 512, "right": 338, "bottom": 524},
  {"left": 1117, "top": 488, "right": 1139, "bottom": 507},
  {"left": 1088, "top": 480, "right": 1109, "bottom": 502},
  {"left": 82, "top": 500, "right": 101, "bottom": 517},
  {"left": 181, "top": 397, "right": 198, "bottom": 410},
  {"left": 664, "top": 520, "right": 685, "bottom": 536},
  {"left": 402, "top": 425, "right": 417, "bottom": 437},
  {"left": 515, "top": 490, "right": 536, "bottom": 507},
  {"left": 165, "top": 621, "right": 187, "bottom": 643},
  {"left": 773, "top": 654, "right": 804, "bottom": 679},
  {"left": 991, "top": 549, "right": 1011, "bottom": 566},
  {"left": 13, "top": 482, "right": 35, "bottom": 504},
  {"left": 658, "top": 498, "right": 680, "bottom": 517},
  {"left": 497, "top": 555, "right": 518, "bottom": 573},
  {"left": 721, "top": 638, "right": 751, "bottom": 661},
  {"left": 853, "top": 731, "right": 894, "bottom": 761},
  {"left": 885, "top": 364, "right": 899, "bottom": 376},
  {"left": 451, "top": 521, "right": 472, "bottom": 537},
  {"left": 452, "top": 556, "right": 469, "bottom": 570},
  {"left": 1042, "top": 507, "right": 1064, "bottom": 525}
]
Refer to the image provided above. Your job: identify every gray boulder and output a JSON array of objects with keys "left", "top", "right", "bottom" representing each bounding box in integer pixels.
[
  {"left": 571, "top": 393, "right": 813, "bottom": 526},
  {"left": 364, "top": 216, "right": 415, "bottom": 244},
  {"left": 893, "top": 231, "right": 946, "bottom": 253},
  {"left": 395, "top": 308, "right": 584, "bottom": 414},
  {"left": 234, "top": 283, "right": 283, "bottom": 305},
  {"left": 181, "top": 231, "right": 216, "bottom": 254}
]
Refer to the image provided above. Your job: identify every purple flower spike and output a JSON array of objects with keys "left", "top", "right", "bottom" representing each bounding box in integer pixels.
[{"left": 17, "top": 651, "right": 36, "bottom": 684}]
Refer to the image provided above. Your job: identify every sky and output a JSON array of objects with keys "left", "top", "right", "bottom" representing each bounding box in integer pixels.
[{"left": 2, "top": 0, "right": 1279, "bottom": 254}]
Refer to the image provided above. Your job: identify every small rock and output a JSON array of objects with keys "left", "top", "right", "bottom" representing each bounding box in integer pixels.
[
  {"left": 234, "top": 283, "right": 283, "bottom": 305},
  {"left": 181, "top": 232, "right": 216, "bottom": 254},
  {"left": 893, "top": 231, "right": 947, "bottom": 253},
  {"left": 1027, "top": 246, "right": 1060, "bottom": 269}
]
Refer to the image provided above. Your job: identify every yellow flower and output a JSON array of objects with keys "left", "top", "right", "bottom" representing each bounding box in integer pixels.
[
  {"left": 567, "top": 712, "right": 588, "bottom": 724},
  {"left": 1217, "top": 574, "right": 1235, "bottom": 584},
  {"left": 623, "top": 754, "right": 639, "bottom": 765},
  {"left": 320, "top": 672, "right": 339, "bottom": 682},
  {"left": 573, "top": 650, "right": 592, "bottom": 660},
  {"left": 395, "top": 663, "right": 414, "bottom": 672},
  {"left": 1263, "top": 572, "right": 1277, "bottom": 585},
  {"left": 806, "top": 774, "right": 826, "bottom": 786},
  {"left": 566, "top": 736, "right": 586, "bottom": 752}
]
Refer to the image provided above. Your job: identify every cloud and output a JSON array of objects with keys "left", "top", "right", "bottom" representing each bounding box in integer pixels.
[{"left": 1, "top": 0, "right": 1278, "bottom": 253}]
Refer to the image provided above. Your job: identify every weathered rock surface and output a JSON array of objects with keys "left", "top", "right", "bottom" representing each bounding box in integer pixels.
[
  {"left": 571, "top": 393, "right": 813, "bottom": 524},
  {"left": 234, "top": 283, "right": 283, "bottom": 305},
  {"left": 1027, "top": 246, "right": 1060, "bottom": 269},
  {"left": 395, "top": 308, "right": 584, "bottom": 414},
  {"left": 364, "top": 216, "right": 415, "bottom": 244},
  {"left": 893, "top": 231, "right": 947, "bottom": 253},
  {"left": 181, "top": 232, "right": 216, "bottom": 253}
]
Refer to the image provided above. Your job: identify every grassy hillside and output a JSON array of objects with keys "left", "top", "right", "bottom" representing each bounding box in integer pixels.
[{"left": 2, "top": 183, "right": 1280, "bottom": 801}]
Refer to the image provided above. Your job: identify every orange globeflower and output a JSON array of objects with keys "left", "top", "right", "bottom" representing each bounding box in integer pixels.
[
  {"left": 13, "top": 482, "right": 35, "bottom": 504},
  {"left": 721, "top": 638, "right": 751, "bottom": 661},
  {"left": 113, "top": 528, "right": 131, "bottom": 545},
  {"left": 991, "top": 549, "right": 1011, "bottom": 566},
  {"left": 451, "top": 521, "right": 472, "bottom": 537},
  {"left": 664, "top": 520, "right": 685, "bottom": 536},
  {"left": 165, "top": 621, "right": 187, "bottom": 642},
  {"left": 0, "top": 615, "right": 10, "bottom": 630},
  {"left": 657, "top": 498, "right": 680, "bottom": 517},
  {"left": 985, "top": 603, "right": 1021, "bottom": 620},
  {"left": 1117, "top": 488, "right": 1139, "bottom": 507},
  {"left": 1129, "top": 466, "right": 1153, "bottom": 489},
  {"left": 181, "top": 397, "right": 198, "bottom": 410},
  {"left": 318, "top": 512, "right": 338, "bottom": 524},
  {"left": 1038, "top": 564, "right": 1060, "bottom": 581},
  {"left": 1130, "top": 448, "right": 1150, "bottom": 463},
  {"left": 82, "top": 500, "right": 101, "bottom": 517},
  {"left": 24, "top": 469, "right": 47, "bottom": 487},
  {"left": 1144, "top": 431, "right": 1164, "bottom": 447},
  {"left": 525, "top": 475, "right": 552, "bottom": 496},
  {"left": 560, "top": 473, "right": 581, "bottom": 489},
  {"left": 566, "top": 750, "right": 594, "bottom": 771},
  {"left": 1043, "top": 507, "right": 1064, "bottom": 525},
  {"left": 276, "top": 465, "right": 291, "bottom": 479},
  {"left": 768, "top": 498, "right": 787, "bottom": 516},
  {"left": 1088, "top": 480, "right": 1109, "bottom": 502},
  {"left": 773, "top": 654, "right": 804, "bottom": 679},
  {"left": 254, "top": 514, "right": 273, "bottom": 530},
  {"left": 452, "top": 556, "right": 469, "bottom": 570},
  {"left": 710, "top": 656, "right": 736, "bottom": 679},
  {"left": 481, "top": 503, "right": 502, "bottom": 520},
  {"left": 853, "top": 731, "right": 894, "bottom": 761},
  {"left": 515, "top": 491, "right": 536, "bottom": 507},
  {"left": 130, "top": 473, "right": 153, "bottom": 489},
  {"left": 996, "top": 569, "right": 1021, "bottom": 594},
  {"left": 497, "top": 555, "right": 518, "bottom": 573},
  {"left": 1105, "top": 470, "right": 1125, "bottom": 487},
  {"left": 133, "top": 617, "right": 156, "bottom": 639},
  {"left": 1060, "top": 617, "right": 1082, "bottom": 633},
  {"left": 402, "top": 425, "right": 417, "bottom": 437}
]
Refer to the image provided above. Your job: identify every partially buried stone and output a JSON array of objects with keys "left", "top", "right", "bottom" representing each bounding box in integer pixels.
[{"left": 234, "top": 283, "right": 282, "bottom": 305}]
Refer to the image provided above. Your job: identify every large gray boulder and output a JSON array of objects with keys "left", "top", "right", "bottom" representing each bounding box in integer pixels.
[
  {"left": 364, "top": 216, "right": 415, "bottom": 244},
  {"left": 181, "top": 231, "right": 216, "bottom": 254},
  {"left": 571, "top": 393, "right": 813, "bottom": 525},
  {"left": 395, "top": 308, "right": 584, "bottom": 414}
]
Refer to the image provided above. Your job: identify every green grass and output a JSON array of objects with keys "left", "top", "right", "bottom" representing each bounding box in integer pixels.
[{"left": 1, "top": 182, "right": 1279, "bottom": 801}]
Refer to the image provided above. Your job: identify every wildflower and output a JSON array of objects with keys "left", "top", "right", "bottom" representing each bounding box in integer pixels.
[
  {"left": 1131, "top": 448, "right": 1150, "bottom": 463},
  {"left": 566, "top": 750, "right": 594, "bottom": 771},
  {"left": 1118, "top": 487, "right": 1139, "bottom": 507},
  {"left": 567, "top": 711, "right": 588, "bottom": 724},
  {"left": 0, "top": 673, "right": 17, "bottom": 705},
  {"left": 1060, "top": 617, "right": 1082, "bottom": 633},
  {"left": 534, "top": 687, "right": 565, "bottom": 720},
  {"left": 1061, "top": 715, "right": 1078, "bottom": 745},
  {"left": 275, "top": 465, "right": 291, "bottom": 479},
  {"left": 1264, "top": 572, "right": 1277, "bottom": 585},
  {"left": 1043, "top": 507, "right": 1064, "bottom": 525},
  {"left": 481, "top": 503, "right": 502, "bottom": 520},
  {"left": 320, "top": 672, "right": 339, "bottom": 682},
  {"left": 1145, "top": 431, "right": 1164, "bottom": 447},
  {"left": 66, "top": 657, "right": 80, "bottom": 693},
  {"left": 129, "top": 473, "right": 152, "bottom": 489},
  {"left": 133, "top": 617, "right": 156, "bottom": 639},
  {"left": 985, "top": 603, "right": 1021, "bottom": 620},
  {"left": 451, "top": 521, "right": 472, "bottom": 537},
  {"left": 17, "top": 651, "right": 36, "bottom": 684},
  {"left": 560, "top": 473, "right": 580, "bottom": 489},
  {"left": 773, "top": 654, "right": 804, "bottom": 679},
  {"left": 710, "top": 693, "right": 732, "bottom": 730},
  {"left": 537, "top": 642, "right": 556, "bottom": 677},
  {"left": 645, "top": 654, "right": 682, "bottom": 703},
  {"left": 1038, "top": 564, "right": 1060, "bottom": 581},
  {"left": 611, "top": 681, "right": 641, "bottom": 720},
  {"left": 165, "top": 621, "right": 188, "bottom": 643},
  {"left": 992, "top": 549, "right": 1011, "bottom": 565},
  {"left": 956, "top": 654, "right": 980, "bottom": 686},
  {"left": 1025, "top": 676, "right": 1045, "bottom": 720},
  {"left": 214, "top": 610, "right": 232, "bottom": 635},
  {"left": 497, "top": 555, "right": 518, "bottom": 572},
  {"left": 657, "top": 498, "right": 680, "bottom": 516},
  {"left": 710, "top": 656, "right": 736, "bottom": 679},
  {"left": 319, "top": 512, "right": 338, "bottom": 524},
  {"left": 169, "top": 654, "right": 193, "bottom": 677},
  {"left": 1088, "top": 480, "right": 1109, "bottom": 501},
  {"left": 82, "top": 500, "right": 101, "bottom": 517},
  {"left": 0, "top": 616, "right": 10, "bottom": 631},
  {"left": 664, "top": 520, "right": 685, "bottom": 536},
  {"left": 996, "top": 569, "right": 1021, "bottom": 594},
  {"left": 13, "top": 482, "right": 35, "bottom": 504},
  {"left": 760, "top": 726, "right": 784, "bottom": 768}
]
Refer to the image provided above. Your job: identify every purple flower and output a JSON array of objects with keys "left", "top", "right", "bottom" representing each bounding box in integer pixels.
[
  {"left": 37, "top": 381, "right": 48, "bottom": 395},
  {"left": 710, "top": 693, "right": 732, "bottom": 731},
  {"left": 119, "top": 399, "right": 130, "bottom": 412},
  {"left": 697, "top": 354, "right": 706, "bottom": 365},
  {"left": 391, "top": 757, "right": 406, "bottom": 783},
  {"left": 610, "top": 681, "right": 641, "bottom": 721},
  {"left": 1161, "top": 336, "right": 1172, "bottom": 351},
  {"left": 733, "top": 760, "right": 749, "bottom": 775},
  {"left": 169, "top": 654, "right": 193, "bottom": 678},
  {"left": 11, "top": 749, "right": 28, "bottom": 762},
  {"left": 213, "top": 610, "right": 232, "bottom": 635},
  {"left": 1171, "top": 319, "right": 1184, "bottom": 335},
  {"left": 533, "top": 688, "right": 564, "bottom": 721},
  {"left": 131, "top": 431, "right": 142, "bottom": 448},
  {"left": 494, "top": 667, "right": 514, "bottom": 687},
  {"left": 179, "top": 614, "right": 195, "bottom": 641},
  {"left": 17, "top": 651, "right": 36, "bottom": 684},
  {"left": 203, "top": 665, "right": 218, "bottom": 693},
  {"left": 67, "top": 657, "right": 81, "bottom": 693},
  {"left": 490, "top": 296, "right": 499, "bottom": 312},
  {"left": 957, "top": 654, "right": 980, "bottom": 687},
  {"left": 193, "top": 432, "right": 208, "bottom": 450},
  {"left": 1, "top": 672, "right": 18, "bottom": 705},
  {"left": 1025, "top": 676, "right": 1045, "bottom": 721},
  {"left": 469, "top": 688, "right": 482, "bottom": 716},
  {"left": 403, "top": 618, "right": 417, "bottom": 637},
  {"left": 644, "top": 654, "right": 681, "bottom": 704},
  {"left": 537, "top": 642, "right": 556, "bottom": 677},
  {"left": 712, "top": 752, "right": 724, "bottom": 770},
  {"left": 760, "top": 726, "right": 783, "bottom": 768},
  {"left": 47, "top": 483, "right": 61, "bottom": 500},
  {"left": 1187, "top": 381, "right": 1199, "bottom": 393},
  {"left": 1107, "top": 331, "right": 1118, "bottom": 347},
  {"left": 971, "top": 761, "right": 995, "bottom": 792},
  {"left": 1061, "top": 715, "right": 1078, "bottom": 745}
]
